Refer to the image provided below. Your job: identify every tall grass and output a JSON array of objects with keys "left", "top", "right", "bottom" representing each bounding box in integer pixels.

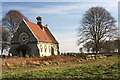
[{"left": 2, "top": 55, "right": 119, "bottom": 79}]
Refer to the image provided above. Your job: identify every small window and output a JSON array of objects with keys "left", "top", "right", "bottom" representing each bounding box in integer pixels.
[
  {"left": 49, "top": 48, "right": 51, "bottom": 52},
  {"left": 45, "top": 48, "right": 47, "bottom": 52},
  {"left": 40, "top": 45, "right": 42, "bottom": 52},
  {"left": 37, "top": 35, "right": 40, "bottom": 39},
  {"left": 44, "top": 37, "right": 47, "bottom": 40},
  {"left": 41, "top": 47, "right": 43, "bottom": 52},
  {"left": 44, "top": 45, "right": 47, "bottom": 52}
]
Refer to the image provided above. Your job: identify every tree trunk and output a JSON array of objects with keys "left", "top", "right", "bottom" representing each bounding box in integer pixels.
[
  {"left": 95, "top": 41, "right": 99, "bottom": 60},
  {"left": 95, "top": 50, "right": 98, "bottom": 60}
]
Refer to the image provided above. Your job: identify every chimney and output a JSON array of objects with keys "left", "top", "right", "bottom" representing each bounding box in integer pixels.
[{"left": 36, "top": 16, "right": 43, "bottom": 29}]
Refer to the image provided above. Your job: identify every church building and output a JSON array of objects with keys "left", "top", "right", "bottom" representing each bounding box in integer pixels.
[{"left": 9, "top": 16, "right": 59, "bottom": 57}]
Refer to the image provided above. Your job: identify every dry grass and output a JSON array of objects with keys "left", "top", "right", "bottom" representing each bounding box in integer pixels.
[
  {"left": 2, "top": 55, "right": 119, "bottom": 79},
  {"left": 2, "top": 55, "right": 83, "bottom": 68}
]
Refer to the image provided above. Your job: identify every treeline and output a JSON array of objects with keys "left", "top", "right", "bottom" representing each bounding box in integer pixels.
[
  {"left": 61, "top": 52, "right": 118, "bottom": 57},
  {"left": 83, "top": 40, "right": 120, "bottom": 54}
]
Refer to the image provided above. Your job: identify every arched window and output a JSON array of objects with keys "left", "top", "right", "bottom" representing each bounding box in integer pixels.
[
  {"left": 41, "top": 47, "right": 43, "bottom": 52},
  {"left": 45, "top": 48, "right": 47, "bottom": 52},
  {"left": 44, "top": 45, "right": 47, "bottom": 52},
  {"left": 49, "top": 46, "right": 51, "bottom": 52},
  {"left": 40, "top": 45, "right": 43, "bottom": 52}
]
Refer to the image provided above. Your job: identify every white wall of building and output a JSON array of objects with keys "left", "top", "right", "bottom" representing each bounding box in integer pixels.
[
  {"left": 0, "top": 49, "right": 9, "bottom": 56},
  {"left": 37, "top": 42, "right": 59, "bottom": 56}
]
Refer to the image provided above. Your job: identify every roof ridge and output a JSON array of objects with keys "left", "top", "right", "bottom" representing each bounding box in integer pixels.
[{"left": 23, "top": 19, "right": 38, "bottom": 25}]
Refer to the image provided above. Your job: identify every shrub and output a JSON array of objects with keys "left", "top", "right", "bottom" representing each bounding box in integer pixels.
[
  {"left": 32, "top": 54, "right": 35, "bottom": 58},
  {"left": 71, "top": 53, "right": 74, "bottom": 56},
  {"left": 61, "top": 53, "right": 64, "bottom": 55},
  {"left": 73, "top": 53, "right": 76, "bottom": 57},
  {"left": 77, "top": 53, "right": 81, "bottom": 57},
  {"left": 37, "top": 54, "right": 41, "bottom": 58},
  {"left": 25, "top": 55, "right": 29, "bottom": 58},
  {"left": 81, "top": 51, "right": 86, "bottom": 58},
  {"left": 64, "top": 53, "right": 67, "bottom": 56},
  {"left": 77, "top": 53, "right": 80, "bottom": 57},
  {"left": 67, "top": 53, "right": 70, "bottom": 56}
]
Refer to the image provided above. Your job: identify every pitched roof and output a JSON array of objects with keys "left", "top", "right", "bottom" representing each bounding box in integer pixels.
[
  {"left": 44, "top": 27, "right": 58, "bottom": 44},
  {"left": 23, "top": 19, "right": 58, "bottom": 44}
]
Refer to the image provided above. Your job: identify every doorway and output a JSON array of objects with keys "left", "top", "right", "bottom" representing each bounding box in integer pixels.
[
  {"left": 51, "top": 47, "right": 54, "bottom": 55},
  {"left": 22, "top": 49, "right": 27, "bottom": 57},
  {"left": 16, "top": 45, "right": 30, "bottom": 57}
]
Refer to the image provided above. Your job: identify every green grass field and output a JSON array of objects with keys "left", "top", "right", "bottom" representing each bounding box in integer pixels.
[{"left": 2, "top": 55, "right": 120, "bottom": 80}]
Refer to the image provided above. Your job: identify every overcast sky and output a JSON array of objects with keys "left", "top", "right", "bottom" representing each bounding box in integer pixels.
[{"left": 1, "top": 0, "right": 119, "bottom": 53}]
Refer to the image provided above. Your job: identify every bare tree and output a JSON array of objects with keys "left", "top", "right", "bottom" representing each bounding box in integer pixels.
[
  {"left": 113, "top": 38, "right": 120, "bottom": 53},
  {"left": 100, "top": 40, "right": 116, "bottom": 53},
  {"left": 84, "top": 40, "right": 118, "bottom": 54},
  {"left": 83, "top": 40, "right": 95, "bottom": 53},
  {"left": 2, "top": 10, "right": 28, "bottom": 38},
  {"left": 77, "top": 7, "right": 117, "bottom": 59},
  {"left": 0, "top": 26, "right": 10, "bottom": 56}
]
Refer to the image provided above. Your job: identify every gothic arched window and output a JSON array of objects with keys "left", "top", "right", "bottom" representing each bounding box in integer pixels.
[
  {"left": 40, "top": 45, "right": 43, "bottom": 52},
  {"left": 49, "top": 46, "right": 51, "bottom": 52},
  {"left": 44, "top": 45, "right": 47, "bottom": 52}
]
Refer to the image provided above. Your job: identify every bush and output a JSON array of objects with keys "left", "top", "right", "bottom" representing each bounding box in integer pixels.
[
  {"left": 25, "top": 55, "right": 29, "bottom": 58},
  {"left": 76, "top": 53, "right": 79, "bottom": 57},
  {"left": 81, "top": 51, "right": 86, "bottom": 58},
  {"left": 71, "top": 53, "right": 74, "bottom": 56},
  {"left": 32, "top": 54, "right": 35, "bottom": 58},
  {"left": 67, "top": 53, "right": 69, "bottom": 56},
  {"left": 73, "top": 53, "right": 76, "bottom": 57},
  {"left": 64, "top": 53, "right": 67, "bottom": 56},
  {"left": 44, "top": 56, "right": 48, "bottom": 61},
  {"left": 37, "top": 54, "right": 41, "bottom": 58},
  {"left": 61, "top": 53, "right": 64, "bottom": 55}
]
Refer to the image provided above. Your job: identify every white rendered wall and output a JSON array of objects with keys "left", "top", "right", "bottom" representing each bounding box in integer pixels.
[{"left": 37, "top": 42, "right": 59, "bottom": 57}]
